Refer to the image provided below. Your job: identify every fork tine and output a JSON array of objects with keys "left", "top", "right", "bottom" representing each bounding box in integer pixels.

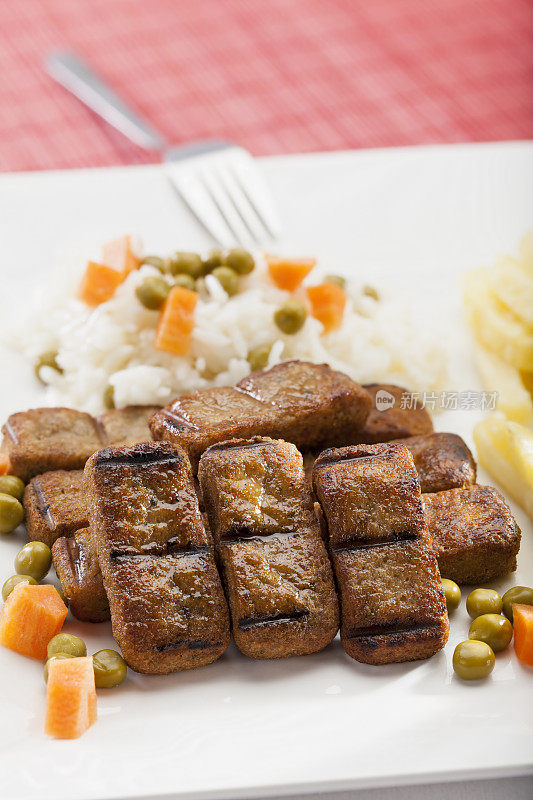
[
  {"left": 166, "top": 163, "right": 235, "bottom": 247},
  {"left": 165, "top": 143, "right": 281, "bottom": 247},
  {"left": 199, "top": 167, "right": 254, "bottom": 247},
  {"left": 214, "top": 163, "right": 267, "bottom": 245},
  {"left": 227, "top": 150, "right": 282, "bottom": 241}
]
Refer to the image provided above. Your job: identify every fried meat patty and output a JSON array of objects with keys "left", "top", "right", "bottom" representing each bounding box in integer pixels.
[
  {"left": 199, "top": 437, "right": 339, "bottom": 659},
  {"left": 313, "top": 442, "right": 449, "bottom": 665}
]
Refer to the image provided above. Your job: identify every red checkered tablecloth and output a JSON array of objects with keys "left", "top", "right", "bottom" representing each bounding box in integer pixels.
[{"left": 0, "top": 0, "right": 532, "bottom": 172}]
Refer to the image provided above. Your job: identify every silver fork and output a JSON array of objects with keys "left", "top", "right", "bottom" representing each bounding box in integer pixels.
[{"left": 46, "top": 52, "right": 281, "bottom": 248}]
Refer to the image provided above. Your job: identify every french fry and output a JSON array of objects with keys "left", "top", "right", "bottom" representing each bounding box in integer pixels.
[
  {"left": 473, "top": 343, "right": 533, "bottom": 425},
  {"left": 473, "top": 416, "right": 533, "bottom": 520},
  {"left": 489, "top": 256, "right": 533, "bottom": 327},
  {"left": 462, "top": 268, "right": 533, "bottom": 371}
]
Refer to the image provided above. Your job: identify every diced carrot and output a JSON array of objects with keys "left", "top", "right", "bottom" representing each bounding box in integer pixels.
[
  {"left": 78, "top": 261, "right": 124, "bottom": 307},
  {"left": 0, "top": 452, "right": 9, "bottom": 475},
  {"left": 0, "top": 583, "right": 67, "bottom": 660},
  {"left": 101, "top": 234, "right": 141, "bottom": 276},
  {"left": 513, "top": 603, "right": 533, "bottom": 666},
  {"left": 266, "top": 256, "right": 316, "bottom": 292},
  {"left": 45, "top": 656, "right": 97, "bottom": 739},
  {"left": 154, "top": 286, "right": 198, "bottom": 356},
  {"left": 306, "top": 282, "right": 347, "bottom": 333}
]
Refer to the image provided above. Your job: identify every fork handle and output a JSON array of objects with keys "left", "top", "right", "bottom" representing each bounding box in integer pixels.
[{"left": 46, "top": 51, "right": 166, "bottom": 151}]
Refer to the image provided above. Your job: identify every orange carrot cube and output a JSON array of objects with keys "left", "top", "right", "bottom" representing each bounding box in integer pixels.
[
  {"left": 513, "top": 603, "right": 533, "bottom": 666},
  {"left": 154, "top": 286, "right": 198, "bottom": 356},
  {"left": 0, "top": 452, "right": 9, "bottom": 475},
  {"left": 101, "top": 235, "right": 141, "bottom": 276},
  {"left": 78, "top": 261, "right": 124, "bottom": 307},
  {"left": 306, "top": 282, "right": 347, "bottom": 333},
  {"left": 266, "top": 256, "right": 316, "bottom": 292},
  {"left": 0, "top": 583, "right": 68, "bottom": 660},
  {"left": 45, "top": 656, "right": 97, "bottom": 739}
]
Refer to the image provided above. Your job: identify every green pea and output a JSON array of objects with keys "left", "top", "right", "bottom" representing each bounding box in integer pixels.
[
  {"left": 2, "top": 574, "right": 37, "bottom": 601},
  {"left": 469, "top": 614, "right": 513, "bottom": 653},
  {"left": 502, "top": 586, "right": 533, "bottom": 622},
  {"left": 466, "top": 588, "right": 502, "bottom": 618},
  {"left": 14, "top": 541, "right": 52, "bottom": 581},
  {"left": 44, "top": 653, "right": 74, "bottom": 683},
  {"left": 0, "top": 493, "right": 24, "bottom": 534},
  {"left": 34, "top": 351, "right": 63, "bottom": 384},
  {"left": 93, "top": 649, "right": 127, "bottom": 688},
  {"left": 47, "top": 633, "right": 87, "bottom": 659},
  {"left": 168, "top": 252, "right": 203, "bottom": 278},
  {"left": 173, "top": 274, "right": 196, "bottom": 292},
  {"left": 274, "top": 301, "right": 307, "bottom": 334},
  {"left": 56, "top": 586, "right": 68, "bottom": 607},
  {"left": 135, "top": 276, "right": 171, "bottom": 310},
  {"left": 363, "top": 285, "right": 380, "bottom": 301},
  {"left": 453, "top": 640, "right": 495, "bottom": 680},
  {"left": 212, "top": 266, "right": 239, "bottom": 296},
  {"left": 224, "top": 248, "right": 255, "bottom": 275},
  {"left": 141, "top": 255, "right": 167, "bottom": 272},
  {"left": 248, "top": 344, "right": 271, "bottom": 372},
  {"left": 441, "top": 578, "right": 461, "bottom": 612},
  {"left": 324, "top": 274, "right": 346, "bottom": 290},
  {"left": 103, "top": 385, "right": 115, "bottom": 410},
  {"left": 202, "top": 249, "right": 224, "bottom": 274},
  {"left": 0, "top": 476, "right": 25, "bottom": 501}
]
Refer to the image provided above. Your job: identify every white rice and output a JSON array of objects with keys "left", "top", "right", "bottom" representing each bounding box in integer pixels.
[{"left": 6, "top": 252, "right": 449, "bottom": 415}]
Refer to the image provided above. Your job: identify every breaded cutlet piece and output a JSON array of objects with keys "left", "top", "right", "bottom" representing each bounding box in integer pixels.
[
  {"left": 52, "top": 528, "right": 110, "bottom": 622},
  {"left": 1, "top": 408, "right": 103, "bottom": 482},
  {"left": 424, "top": 485, "right": 521, "bottom": 584},
  {"left": 199, "top": 437, "right": 339, "bottom": 659},
  {"left": 97, "top": 405, "right": 159, "bottom": 447},
  {"left": 390, "top": 432, "right": 476, "bottom": 493},
  {"left": 150, "top": 360, "right": 371, "bottom": 470},
  {"left": 85, "top": 442, "right": 230, "bottom": 674},
  {"left": 313, "top": 443, "right": 449, "bottom": 665},
  {"left": 355, "top": 384, "right": 433, "bottom": 444},
  {"left": 23, "top": 470, "right": 88, "bottom": 547},
  {"left": 52, "top": 510, "right": 215, "bottom": 624}
]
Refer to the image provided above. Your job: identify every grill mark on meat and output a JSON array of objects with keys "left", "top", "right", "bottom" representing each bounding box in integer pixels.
[
  {"left": 333, "top": 530, "right": 418, "bottom": 553},
  {"left": 159, "top": 408, "right": 201, "bottom": 431},
  {"left": 314, "top": 449, "right": 403, "bottom": 469},
  {"left": 109, "top": 542, "right": 210, "bottom": 561},
  {"left": 4, "top": 418, "right": 18, "bottom": 446},
  {"left": 65, "top": 535, "right": 83, "bottom": 586},
  {"left": 95, "top": 449, "right": 183, "bottom": 468},
  {"left": 237, "top": 609, "right": 310, "bottom": 631},
  {"left": 155, "top": 639, "right": 223, "bottom": 652},
  {"left": 208, "top": 439, "right": 275, "bottom": 454},
  {"left": 93, "top": 416, "right": 108, "bottom": 446},
  {"left": 345, "top": 621, "right": 445, "bottom": 642},
  {"left": 219, "top": 526, "right": 298, "bottom": 544},
  {"left": 32, "top": 479, "right": 55, "bottom": 530}
]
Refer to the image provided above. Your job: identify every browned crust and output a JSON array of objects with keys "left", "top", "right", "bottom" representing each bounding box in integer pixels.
[
  {"left": 355, "top": 384, "right": 433, "bottom": 444},
  {"left": 424, "top": 485, "right": 521, "bottom": 584},
  {"left": 313, "top": 442, "right": 449, "bottom": 665},
  {"left": 2, "top": 408, "right": 103, "bottom": 482},
  {"left": 150, "top": 361, "right": 371, "bottom": 470},
  {"left": 97, "top": 405, "right": 160, "bottom": 447},
  {"left": 391, "top": 432, "right": 477, "bottom": 493},
  {"left": 52, "top": 528, "right": 110, "bottom": 623},
  {"left": 85, "top": 442, "right": 230, "bottom": 674},
  {"left": 23, "top": 470, "right": 88, "bottom": 547},
  {"left": 199, "top": 437, "right": 339, "bottom": 659},
  {"left": 1, "top": 405, "right": 163, "bottom": 484}
]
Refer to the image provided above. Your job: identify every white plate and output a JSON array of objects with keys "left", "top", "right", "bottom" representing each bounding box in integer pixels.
[{"left": 0, "top": 142, "right": 532, "bottom": 800}]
